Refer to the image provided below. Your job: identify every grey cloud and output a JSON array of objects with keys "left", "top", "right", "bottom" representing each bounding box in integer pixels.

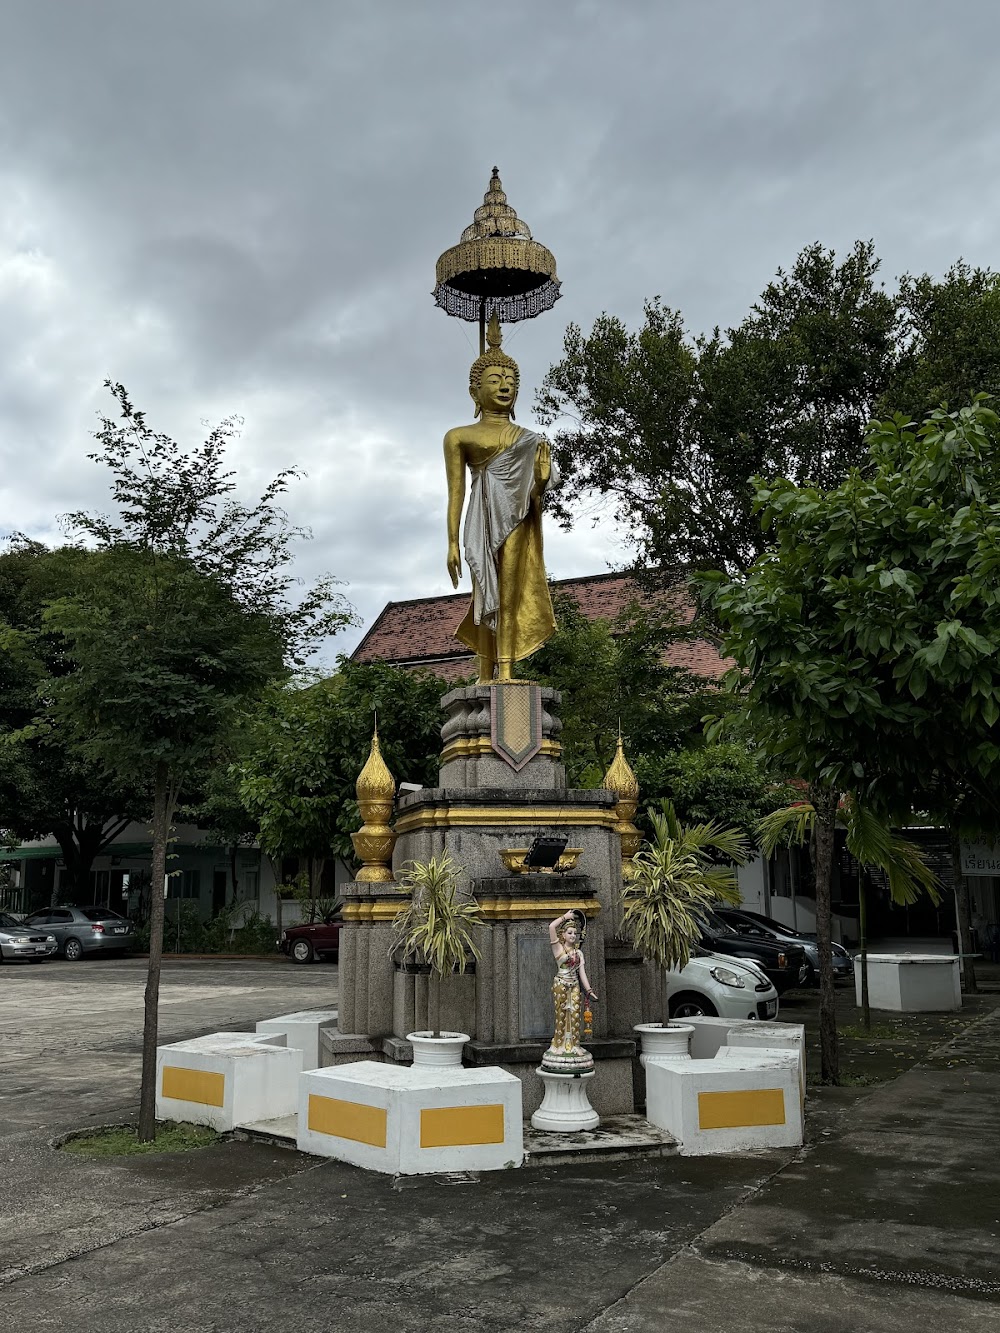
[{"left": 3, "top": 0, "right": 1000, "bottom": 659}]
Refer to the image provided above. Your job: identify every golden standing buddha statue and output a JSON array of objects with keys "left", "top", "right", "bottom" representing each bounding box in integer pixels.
[
  {"left": 434, "top": 169, "right": 562, "bottom": 684},
  {"left": 443, "top": 319, "right": 558, "bottom": 683}
]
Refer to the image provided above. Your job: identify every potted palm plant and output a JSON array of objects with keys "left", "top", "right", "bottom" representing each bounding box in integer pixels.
[
  {"left": 390, "top": 853, "right": 483, "bottom": 1067},
  {"left": 621, "top": 798, "right": 748, "bottom": 1061}
]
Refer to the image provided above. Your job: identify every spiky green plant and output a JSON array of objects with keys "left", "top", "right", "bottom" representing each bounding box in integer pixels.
[
  {"left": 756, "top": 796, "right": 939, "bottom": 907},
  {"left": 619, "top": 798, "right": 749, "bottom": 971},
  {"left": 756, "top": 794, "right": 939, "bottom": 1030},
  {"left": 390, "top": 853, "right": 483, "bottom": 1039}
]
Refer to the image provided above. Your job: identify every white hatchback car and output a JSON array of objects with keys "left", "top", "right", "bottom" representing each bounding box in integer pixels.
[{"left": 665, "top": 951, "right": 779, "bottom": 1021}]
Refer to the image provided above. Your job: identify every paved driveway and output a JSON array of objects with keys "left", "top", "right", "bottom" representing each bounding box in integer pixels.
[
  {"left": 0, "top": 956, "right": 337, "bottom": 1136},
  {"left": 1, "top": 958, "right": 999, "bottom": 1331}
]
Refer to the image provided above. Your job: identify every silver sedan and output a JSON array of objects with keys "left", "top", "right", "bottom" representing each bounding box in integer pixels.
[
  {"left": 0, "top": 911, "right": 58, "bottom": 962},
  {"left": 20, "top": 905, "right": 135, "bottom": 960}
]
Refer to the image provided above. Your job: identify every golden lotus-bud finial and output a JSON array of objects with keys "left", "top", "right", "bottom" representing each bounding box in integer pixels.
[
  {"left": 356, "top": 722, "right": 395, "bottom": 807},
  {"left": 603, "top": 734, "right": 639, "bottom": 804},
  {"left": 352, "top": 722, "right": 397, "bottom": 883},
  {"left": 604, "top": 734, "right": 642, "bottom": 877}
]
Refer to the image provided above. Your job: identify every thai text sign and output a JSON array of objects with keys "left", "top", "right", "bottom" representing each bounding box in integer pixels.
[{"left": 960, "top": 841, "right": 1000, "bottom": 877}]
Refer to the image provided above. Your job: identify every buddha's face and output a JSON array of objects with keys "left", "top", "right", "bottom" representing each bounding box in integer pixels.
[{"left": 474, "top": 365, "right": 518, "bottom": 415}]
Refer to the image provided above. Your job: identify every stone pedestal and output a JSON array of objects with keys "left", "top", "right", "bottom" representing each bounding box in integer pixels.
[
  {"left": 531, "top": 1068, "right": 600, "bottom": 1132},
  {"left": 439, "top": 684, "right": 565, "bottom": 790},
  {"left": 332, "top": 681, "right": 644, "bottom": 1116}
]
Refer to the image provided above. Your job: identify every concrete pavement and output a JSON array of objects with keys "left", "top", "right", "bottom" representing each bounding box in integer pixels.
[{"left": 1, "top": 957, "right": 999, "bottom": 1330}]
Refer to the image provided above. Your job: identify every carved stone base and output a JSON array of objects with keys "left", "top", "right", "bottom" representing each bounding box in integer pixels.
[
  {"left": 540, "top": 1047, "right": 595, "bottom": 1074},
  {"left": 438, "top": 685, "right": 565, "bottom": 790},
  {"left": 530, "top": 1067, "right": 600, "bottom": 1132}
]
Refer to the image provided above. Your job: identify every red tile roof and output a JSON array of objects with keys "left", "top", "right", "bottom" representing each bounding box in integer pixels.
[{"left": 352, "top": 572, "right": 732, "bottom": 680}]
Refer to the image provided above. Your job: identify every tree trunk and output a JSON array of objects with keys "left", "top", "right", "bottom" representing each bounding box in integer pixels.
[
  {"left": 229, "top": 843, "right": 239, "bottom": 904},
  {"left": 267, "top": 856, "right": 283, "bottom": 936},
  {"left": 810, "top": 784, "right": 840, "bottom": 1084},
  {"left": 138, "top": 763, "right": 173, "bottom": 1143},
  {"left": 950, "top": 825, "right": 978, "bottom": 994},
  {"left": 859, "top": 867, "right": 870, "bottom": 1032},
  {"left": 52, "top": 814, "right": 132, "bottom": 903}
]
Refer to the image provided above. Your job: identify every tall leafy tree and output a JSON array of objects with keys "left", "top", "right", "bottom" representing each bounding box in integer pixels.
[
  {"left": 537, "top": 241, "right": 897, "bottom": 575},
  {"left": 636, "top": 741, "right": 798, "bottom": 838},
  {"left": 517, "top": 590, "right": 716, "bottom": 787},
  {"left": 888, "top": 262, "right": 1000, "bottom": 420},
  {"left": 0, "top": 540, "right": 147, "bottom": 897},
  {"left": 703, "top": 399, "right": 1000, "bottom": 1076},
  {"left": 239, "top": 658, "right": 445, "bottom": 885},
  {"left": 44, "top": 381, "right": 356, "bottom": 1141}
]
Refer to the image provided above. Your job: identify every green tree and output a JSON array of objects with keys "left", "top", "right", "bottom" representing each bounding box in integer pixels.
[
  {"left": 44, "top": 381, "right": 356, "bottom": 1141},
  {"left": 519, "top": 591, "right": 715, "bottom": 786},
  {"left": 702, "top": 399, "right": 1000, "bottom": 1077},
  {"left": 0, "top": 540, "right": 147, "bottom": 897},
  {"left": 537, "top": 241, "right": 897, "bottom": 575},
  {"left": 635, "top": 741, "right": 798, "bottom": 837},
  {"left": 239, "top": 658, "right": 445, "bottom": 889},
  {"left": 888, "top": 262, "right": 1000, "bottom": 420}
]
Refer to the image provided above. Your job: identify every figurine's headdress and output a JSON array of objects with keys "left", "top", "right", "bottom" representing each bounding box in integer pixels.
[{"left": 556, "top": 910, "right": 587, "bottom": 944}]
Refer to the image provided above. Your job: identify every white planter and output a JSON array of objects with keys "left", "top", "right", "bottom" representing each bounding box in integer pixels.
[
  {"left": 634, "top": 1022, "right": 694, "bottom": 1068},
  {"left": 407, "top": 1032, "right": 470, "bottom": 1067}
]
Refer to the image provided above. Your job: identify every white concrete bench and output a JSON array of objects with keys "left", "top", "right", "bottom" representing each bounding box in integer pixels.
[
  {"left": 297, "top": 1060, "right": 524, "bottom": 1175},
  {"left": 681, "top": 1015, "right": 806, "bottom": 1096},
  {"left": 255, "top": 1008, "right": 340, "bottom": 1070},
  {"left": 645, "top": 1047, "right": 803, "bottom": 1154},
  {"left": 156, "top": 1031, "right": 302, "bottom": 1131},
  {"left": 641, "top": 1018, "right": 806, "bottom": 1155}
]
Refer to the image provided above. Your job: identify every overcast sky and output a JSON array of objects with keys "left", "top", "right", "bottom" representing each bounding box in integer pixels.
[{"left": 3, "top": 1, "right": 1000, "bottom": 664}]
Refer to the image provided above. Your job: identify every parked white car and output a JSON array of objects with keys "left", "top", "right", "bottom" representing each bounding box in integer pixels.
[{"left": 665, "top": 952, "right": 779, "bottom": 1021}]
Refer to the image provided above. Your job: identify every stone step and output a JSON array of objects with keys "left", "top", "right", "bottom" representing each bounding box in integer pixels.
[
  {"left": 234, "top": 1114, "right": 299, "bottom": 1146},
  {"left": 523, "top": 1115, "right": 679, "bottom": 1166},
  {"left": 233, "top": 1112, "right": 679, "bottom": 1165}
]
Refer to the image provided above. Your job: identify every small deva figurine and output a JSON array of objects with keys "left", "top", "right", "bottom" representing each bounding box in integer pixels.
[{"left": 542, "top": 908, "right": 597, "bottom": 1071}]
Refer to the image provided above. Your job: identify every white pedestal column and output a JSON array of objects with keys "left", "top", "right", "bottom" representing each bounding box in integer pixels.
[{"left": 530, "top": 1068, "right": 599, "bottom": 1132}]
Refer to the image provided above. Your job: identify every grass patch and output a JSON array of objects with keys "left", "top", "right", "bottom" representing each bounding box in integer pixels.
[
  {"left": 839, "top": 1022, "right": 903, "bottom": 1040},
  {"left": 60, "top": 1122, "right": 220, "bottom": 1158}
]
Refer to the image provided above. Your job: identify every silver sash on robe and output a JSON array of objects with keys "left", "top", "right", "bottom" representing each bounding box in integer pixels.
[{"left": 463, "top": 429, "right": 558, "bottom": 629}]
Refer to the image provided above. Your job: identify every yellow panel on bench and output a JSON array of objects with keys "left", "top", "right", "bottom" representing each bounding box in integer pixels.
[
  {"left": 161, "top": 1066, "right": 225, "bottom": 1108},
  {"left": 698, "top": 1088, "right": 786, "bottom": 1130},
  {"left": 308, "top": 1094, "right": 387, "bottom": 1147},
  {"left": 420, "top": 1104, "right": 505, "bottom": 1148}
]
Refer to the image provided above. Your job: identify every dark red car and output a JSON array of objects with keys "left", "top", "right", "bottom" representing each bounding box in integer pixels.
[{"left": 279, "top": 913, "right": 341, "bottom": 964}]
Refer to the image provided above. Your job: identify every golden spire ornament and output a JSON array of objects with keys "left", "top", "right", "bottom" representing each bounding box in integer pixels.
[
  {"left": 351, "top": 721, "right": 397, "bottom": 883},
  {"left": 603, "top": 733, "right": 642, "bottom": 878}
]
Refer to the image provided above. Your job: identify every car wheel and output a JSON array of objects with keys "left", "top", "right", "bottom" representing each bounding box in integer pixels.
[
  {"left": 63, "top": 938, "right": 84, "bottom": 962},
  {"left": 291, "top": 939, "right": 314, "bottom": 964},
  {"left": 669, "top": 991, "right": 718, "bottom": 1018}
]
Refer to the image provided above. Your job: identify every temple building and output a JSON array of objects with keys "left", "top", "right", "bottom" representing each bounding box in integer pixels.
[{"left": 351, "top": 571, "right": 731, "bottom": 682}]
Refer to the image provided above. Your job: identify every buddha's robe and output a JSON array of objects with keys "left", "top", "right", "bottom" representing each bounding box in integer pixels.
[{"left": 456, "top": 427, "right": 557, "bottom": 663}]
